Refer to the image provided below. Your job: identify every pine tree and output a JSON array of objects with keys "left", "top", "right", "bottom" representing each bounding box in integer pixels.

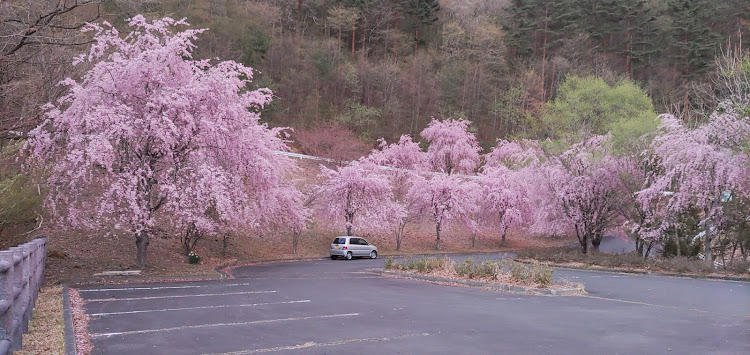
[
  {"left": 403, "top": 0, "right": 441, "bottom": 52},
  {"left": 503, "top": 0, "right": 538, "bottom": 60},
  {"left": 667, "top": 0, "right": 718, "bottom": 78},
  {"left": 616, "top": 0, "right": 657, "bottom": 75}
]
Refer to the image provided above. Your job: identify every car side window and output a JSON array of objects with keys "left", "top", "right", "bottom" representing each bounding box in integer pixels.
[
  {"left": 349, "top": 238, "right": 358, "bottom": 245},
  {"left": 360, "top": 239, "right": 368, "bottom": 245}
]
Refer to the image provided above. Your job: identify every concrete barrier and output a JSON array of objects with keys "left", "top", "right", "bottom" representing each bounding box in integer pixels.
[{"left": 0, "top": 237, "right": 47, "bottom": 354}]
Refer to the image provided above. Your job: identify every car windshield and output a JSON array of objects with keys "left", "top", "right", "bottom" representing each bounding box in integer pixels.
[{"left": 333, "top": 238, "right": 346, "bottom": 244}]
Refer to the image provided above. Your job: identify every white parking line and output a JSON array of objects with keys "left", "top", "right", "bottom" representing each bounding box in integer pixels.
[
  {"left": 208, "top": 333, "right": 432, "bottom": 354},
  {"left": 80, "top": 283, "right": 253, "bottom": 292},
  {"left": 90, "top": 300, "right": 312, "bottom": 316},
  {"left": 91, "top": 313, "right": 360, "bottom": 338},
  {"left": 87, "top": 290, "right": 276, "bottom": 302}
]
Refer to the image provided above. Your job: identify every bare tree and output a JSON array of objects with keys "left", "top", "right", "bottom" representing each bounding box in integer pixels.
[{"left": 1, "top": 0, "right": 102, "bottom": 141}]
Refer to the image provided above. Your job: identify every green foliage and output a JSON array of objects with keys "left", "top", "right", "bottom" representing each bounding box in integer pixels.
[
  {"left": 542, "top": 75, "right": 658, "bottom": 153},
  {"left": 336, "top": 100, "right": 382, "bottom": 139},
  {"left": 405, "top": 0, "right": 442, "bottom": 26},
  {"left": 0, "top": 144, "right": 41, "bottom": 238}
]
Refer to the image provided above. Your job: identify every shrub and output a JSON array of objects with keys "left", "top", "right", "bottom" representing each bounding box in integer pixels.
[
  {"left": 506, "top": 260, "right": 553, "bottom": 286},
  {"left": 455, "top": 259, "right": 502, "bottom": 279}
]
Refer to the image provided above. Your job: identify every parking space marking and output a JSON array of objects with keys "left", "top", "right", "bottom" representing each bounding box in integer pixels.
[
  {"left": 90, "top": 300, "right": 312, "bottom": 316},
  {"left": 87, "top": 290, "right": 276, "bottom": 302},
  {"left": 580, "top": 295, "right": 748, "bottom": 317},
  {"left": 80, "top": 283, "right": 253, "bottom": 292},
  {"left": 208, "top": 332, "right": 432, "bottom": 354},
  {"left": 90, "top": 313, "right": 360, "bottom": 338}
]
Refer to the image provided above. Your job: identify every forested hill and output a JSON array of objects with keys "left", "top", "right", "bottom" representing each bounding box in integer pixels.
[{"left": 2, "top": 0, "right": 749, "bottom": 147}]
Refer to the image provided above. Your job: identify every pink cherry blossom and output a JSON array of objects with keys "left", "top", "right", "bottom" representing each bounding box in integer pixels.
[{"left": 25, "top": 17, "right": 304, "bottom": 266}]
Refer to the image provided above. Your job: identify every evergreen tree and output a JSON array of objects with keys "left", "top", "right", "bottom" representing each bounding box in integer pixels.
[
  {"left": 403, "top": 0, "right": 441, "bottom": 52},
  {"left": 616, "top": 0, "right": 658, "bottom": 75},
  {"left": 667, "top": 0, "right": 718, "bottom": 78},
  {"left": 503, "top": 0, "right": 538, "bottom": 60}
]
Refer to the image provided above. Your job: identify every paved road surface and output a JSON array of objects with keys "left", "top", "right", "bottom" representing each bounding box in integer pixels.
[{"left": 78, "top": 253, "right": 750, "bottom": 354}]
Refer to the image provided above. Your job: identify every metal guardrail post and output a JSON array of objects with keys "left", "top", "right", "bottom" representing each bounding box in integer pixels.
[
  {"left": 0, "top": 251, "right": 14, "bottom": 355},
  {"left": 8, "top": 247, "right": 23, "bottom": 351},
  {"left": 20, "top": 244, "right": 32, "bottom": 334},
  {"left": 0, "top": 238, "right": 48, "bottom": 355}
]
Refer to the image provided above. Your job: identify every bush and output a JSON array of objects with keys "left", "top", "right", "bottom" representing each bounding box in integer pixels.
[
  {"left": 1, "top": 144, "right": 42, "bottom": 241},
  {"left": 455, "top": 259, "right": 501, "bottom": 280},
  {"left": 508, "top": 261, "right": 553, "bottom": 286}
]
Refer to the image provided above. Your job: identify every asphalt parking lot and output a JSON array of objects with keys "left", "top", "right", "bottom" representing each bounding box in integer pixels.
[{"left": 79, "top": 253, "right": 750, "bottom": 354}]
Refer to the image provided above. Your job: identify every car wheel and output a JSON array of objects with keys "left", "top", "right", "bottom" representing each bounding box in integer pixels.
[
  {"left": 370, "top": 251, "right": 377, "bottom": 259},
  {"left": 330, "top": 255, "right": 337, "bottom": 260},
  {"left": 345, "top": 252, "right": 353, "bottom": 260}
]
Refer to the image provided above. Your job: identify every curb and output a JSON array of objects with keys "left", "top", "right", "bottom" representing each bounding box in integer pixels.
[
  {"left": 62, "top": 285, "right": 76, "bottom": 355},
  {"left": 378, "top": 270, "right": 583, "bottom": 296},
  {"left": 513, "top": 259, "right": 750, "bottom": 283}
]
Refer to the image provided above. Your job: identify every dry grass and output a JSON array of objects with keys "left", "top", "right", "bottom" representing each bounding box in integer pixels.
[
  {"left": 16, "top": 286, "right": 64, "bottom": 355},
  {"left": 385, "top": 257, "right": 582, "bottom": 291}
]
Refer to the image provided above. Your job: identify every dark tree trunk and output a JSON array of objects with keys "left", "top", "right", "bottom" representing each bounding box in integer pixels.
[
  {"left": 576, "top": 226, "right": 587, "bottom": 254},
  {"left": 500, "top": 232, "right": 506, "bottom": 247},
  {"left": 591, "top": 233, "right": 602, "bottom": 252},
  {"left": 136, "top": 230, "right": 150, "bottom": 268},
  {"left": 471, "top": 233, "right": 476, "bottom": 248},
  {"left": 435, "top": 223, "right": 441, "bottom": 250},
  {"left": 293, "top": 231, "right": 300, "bottom": 254},
  {"left": 644, "top": 241, "right": 654, "bottom": 258},
  {"left": 704, "top": 214, "right": 714, "bottom": 268},
  {"left": 636, "top": 237, "right": 645, "bottom": 257},
  {"left": 414, "top": 27, "right": 419, "bottom": 54},
  {"left": 222, "top": 235, "right": 229, "bottom": 256},
  {"left": 351, "top": 22, "right": 356, "bottom": 57},
  {"left": 396, "top": 220, "right": 406, "bottom": 251}
]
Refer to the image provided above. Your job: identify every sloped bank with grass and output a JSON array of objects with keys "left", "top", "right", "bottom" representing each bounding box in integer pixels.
[{"left": 383, "top": 257, "right": 584, "bottom": 295}]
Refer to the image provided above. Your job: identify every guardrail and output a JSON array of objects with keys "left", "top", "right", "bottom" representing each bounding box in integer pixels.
[{"left": 0, "top": 237, "right": 47, "bottom": 355}]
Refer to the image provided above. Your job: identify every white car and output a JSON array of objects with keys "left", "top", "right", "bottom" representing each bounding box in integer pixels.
[{"left": 330, "top": 236, "right": 378, "bottom": 260}]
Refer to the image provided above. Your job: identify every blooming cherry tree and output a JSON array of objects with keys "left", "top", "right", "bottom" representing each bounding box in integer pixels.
[
  {"left": 420, "top": 118, "right": 482, "bottom": 175},
  {"left": 318, "top": 161, "right": 395, "bottom": 236},
  {"left": 545, "top": 136, "right": 622, "bottom": 253},
  {"left": 26, "top": 17, "right": 303, "bottom": 266},
  {"left": 408, "top": 174, "right": 479, "bottom": 250},
  {"left": 480, "top": 139, "right": 541, "bottom": 246},
  {"left": 639, "top": 109, "right": 750, "bottom": 266},
  {"left": 480, "top": 165, "right": 528, "bottom": 247},
  {"left": 365, "top": 135, "right": 426, "bottom": 249}
]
